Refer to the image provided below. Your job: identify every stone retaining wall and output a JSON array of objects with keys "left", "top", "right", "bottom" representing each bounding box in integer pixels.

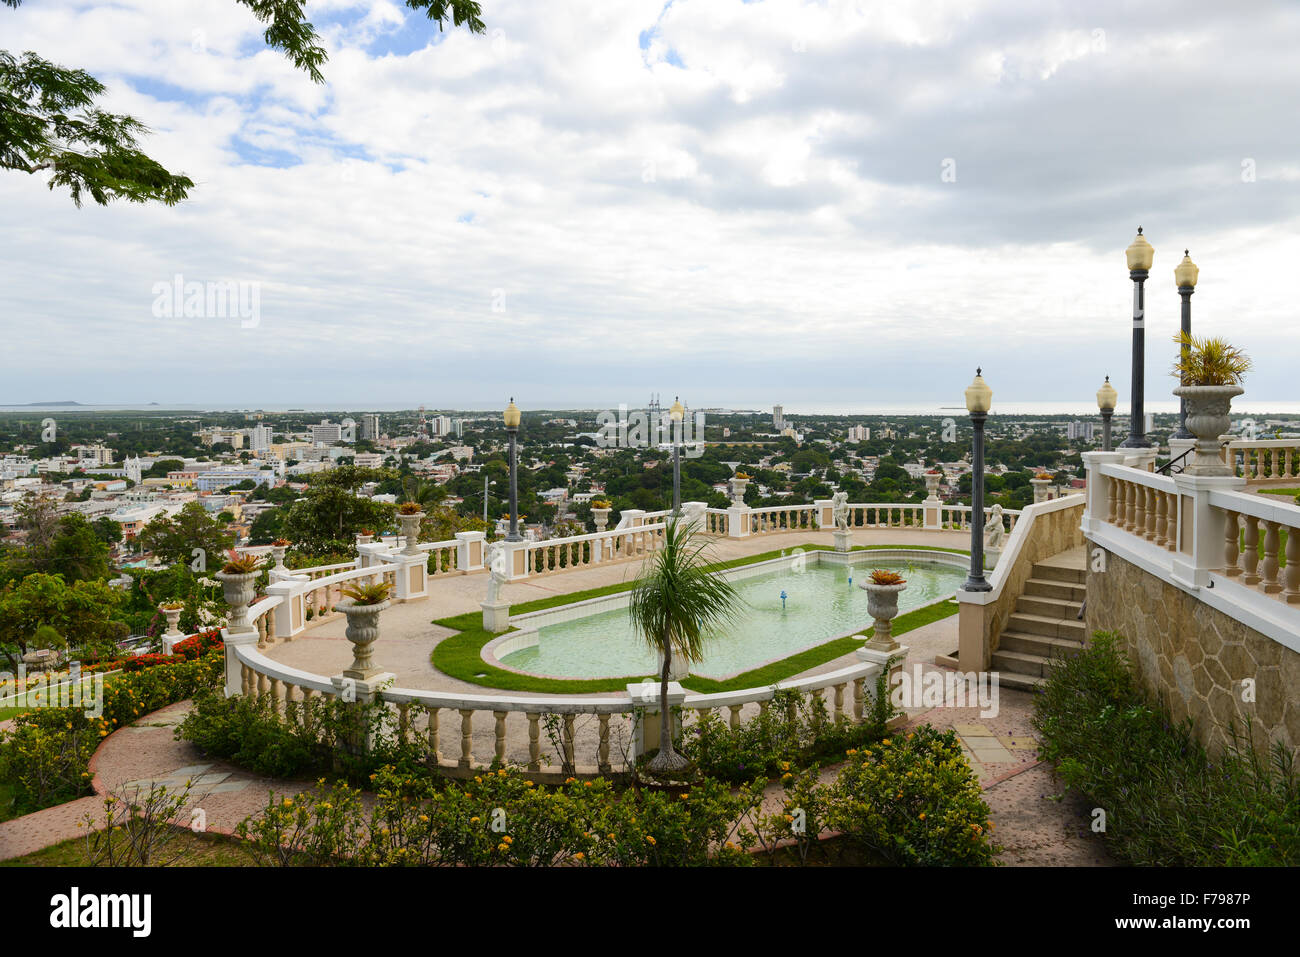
[{"left": 1086, "top": 549, "right": 1300, "bottom": 760}]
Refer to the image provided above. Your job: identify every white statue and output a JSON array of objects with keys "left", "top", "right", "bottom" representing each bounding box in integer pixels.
[
  {"left": 831, "top": 491, "right": 850, "bottom": 532},
  {"left": 484, "top": 541, "right": 508, "bottom": 603},
  {"left": 985, "top": 505, "right": 1006, "bottom": 548}
]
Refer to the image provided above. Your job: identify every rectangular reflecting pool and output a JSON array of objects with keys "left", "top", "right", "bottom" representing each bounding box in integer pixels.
[{"left": 498, "top": 552, "right": 965, "bottom": 680}]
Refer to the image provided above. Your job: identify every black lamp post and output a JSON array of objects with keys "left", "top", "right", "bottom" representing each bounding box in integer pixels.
[
  {"left": 964, "top": 369, "right": 992, "bottom": 592},
  {"left": 1172, "top": 250, "right": 1200, "bottom": 440},
  {"left": 504, "top": 398, "right": 521, "bottom": 542},
  {"left": 1097, "top": 376, "right": 1118, "bottom": 452},
  {"left": 1119, "top": 227, "right": 1154, "bottom": 448},
  {"left": 669, "top": 396, "right": 684, "bottom": 517}
]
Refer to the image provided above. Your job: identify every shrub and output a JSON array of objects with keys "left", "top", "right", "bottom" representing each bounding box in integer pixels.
[
  {"left": 177, "top": 687, "right": 437, "bottom": 783},
  {"left": 868, "top": 568, "right": 905, "bottom": 585},
  {"left": 0, "top": 650, "right": 224, "bottom": 815},
  {"left": 238, "top": 766, "right": 759, "bottom": 867},
  {"left": 1033, "top": 631, "right": 1299, "bottom": 866},
  {"left": 824, "top": 725, "right": 997, "bottom": 866},
  {"left": 680, "top": 667, "right": 900, "bottom": 785}
]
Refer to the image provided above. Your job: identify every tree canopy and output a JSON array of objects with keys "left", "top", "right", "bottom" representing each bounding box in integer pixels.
[{"left": 1, "top": 0, "right": 485, "bottom": 205}]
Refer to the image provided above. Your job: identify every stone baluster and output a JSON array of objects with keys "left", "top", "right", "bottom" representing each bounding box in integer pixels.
[
  {"left": 562, "top": 714, "right": 575, "bottom": 771},
  {"left": 1242, "top": 515, "right": 1261, "bottom": 585},
  {"left": 1261, "top": 521, "right": 1282, "bottom": 594},
  {"left": 852, "top": 677, "right": 865, "bottom": 721},
  {"left": 728, "top": 704, "right": 742, "bottom": 730},
  {"left": 427, "top": 708, "right": 441, "bottom": 763},
  {"left": 301, "top": 688, "right": 315, "bottom": 732},
  {"left": 241, "top": 664, "right": 252, "bottom": 696},
  {"left": 1223, "top": 510, "right": 1241, "bottom": 575},
  {"left": 833, "top": 682, "right": 846, "bottom": 719},
  {"left": 1154, "top": 491, "right": 1168, "bottom": 547},
  {"left": 527, "top": 713, "right": 541, "bottom": 771},
  {"left": 459, "top": 709, "right": 474, "bottom": 769},
  {"left": 1133, "top": 483, "right": 1146, "bottom": 535},
  {"left": 397, "top": 702, "right": 410, "bottom": 744},
  {"left": 1284, "top": 530, "right": 1300, "bottom": 604},
  {"left": 256, "top": 672, "right": 268, "bottom": 700},
  {"left": 597, "top": 714, "right": 611, "bottom": 774},
  {"left": 269, "top": 678, "right": 281, "bottom": 716},
  {"left": 493, "top": 710, "right": 507, "bottom": 764}
]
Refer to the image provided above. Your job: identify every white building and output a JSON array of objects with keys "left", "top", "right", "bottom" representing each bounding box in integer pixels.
[
  {"left": 249, "top": 424, "right": 273, "bottom": 452},
  {"left": 360, "top": 414, "right": 381, "bottom": 441},
  {"left": 309, "top": 420, "right": 343, "bottom": 445},
  {"left": 846, "top": 425, "right": 870, "bottom": 442}
]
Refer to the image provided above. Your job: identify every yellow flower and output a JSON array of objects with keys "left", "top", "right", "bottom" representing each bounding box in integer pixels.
[
  {"left": 573, "top": 852, "right": 585, "bottom": 861},
  {"left": 607, "top": 833, "right": 616, "bottom": 840},
  {"left": 470, "top": 816, "right": 480, "bottom": 824},
  {"left": 918, "top": 812, "right": 926, "bottom": 820},
  {"left": 525, "top": 780, "right": 535, "bottom": 787},
  {"left": 645, "top": 835, "right": 656, "bottom": 845},
  {"left": 502, "top": 835, "right": 512, "bottom": 844},
  {"left": 497, "top": 843, "right": 509, "bottom": 852},
  {"left": 881, "top": 738, "right": 891, "bottom": 746}
]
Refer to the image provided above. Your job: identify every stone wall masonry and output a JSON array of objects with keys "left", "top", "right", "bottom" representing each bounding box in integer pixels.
[{"left": 1086, "top": 548, "right": 1300, "bottom": 761}]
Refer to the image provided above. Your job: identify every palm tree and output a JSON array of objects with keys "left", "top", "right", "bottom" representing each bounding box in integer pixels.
[{"left": 629, "top": 517, "right": 741, "bottom": 774}]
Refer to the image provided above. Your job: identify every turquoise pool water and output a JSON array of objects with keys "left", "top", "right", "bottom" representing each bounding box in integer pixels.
[{"left": 500, "top": 559, "right": 964, "bottom": 679}]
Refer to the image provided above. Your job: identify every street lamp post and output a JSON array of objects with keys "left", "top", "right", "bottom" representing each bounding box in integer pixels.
[
  {"left": 504, "top": 398, "right": 521, "bottom": 542},
  {"left": 669, "top": 397, "right": 684, "bottom": 517},
  {"left": 1172, "top": 250, "right": 1200, "bottom": 440},
  {"left": 1097, "top": 376, "right": 1118, "bottom": 452},
  {"left": 1120, "top": 227, "right": 1154, "bottom": 448},
  {"left": 964, "top": 369, "right": 993, "bottom": 592}
]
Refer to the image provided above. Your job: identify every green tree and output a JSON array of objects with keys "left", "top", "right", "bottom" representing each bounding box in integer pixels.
[
  {"left": 283, "top": 470, "right": 397, "bottom": 555},
  {"left": 2, "top": 0, "right": 485, "bottom": 205},
  {"left": 2, "top": 506, "right": 112, "bottom": 584},
  {"left": 628, "top": 519, "right": 740, "bottom": 775},
  {"left": 137, "top": 503, "right": 235, "bottom": 568},
  {"left": 0, "top": 573, "right": 128, "bottom": 670}
]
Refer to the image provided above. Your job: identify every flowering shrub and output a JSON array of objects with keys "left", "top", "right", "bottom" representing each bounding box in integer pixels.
[
  {"left": 171, "top": 630, "right": 224, "bottom": 661},
  {"left": 120, "top": 653, "right": 186, "bottom": 672},
  {"left": 238, "top": 766, "right": 759, "bottom": 867},
  {"left": 825, "top": 726, "right": 997, "bottom": 866},
  {"left": 0, "top": 650, "right": 224, "bottom": 816}
]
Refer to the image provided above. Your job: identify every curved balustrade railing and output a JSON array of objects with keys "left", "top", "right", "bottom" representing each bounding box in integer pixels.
[
  {"left": 1225, "top": 439, "right": 1300, "bottom": 484},
  {"left": 229, "top": 640, "right": 885, "bottom": 779},
  {"left": 522, "top": 522, "right": 668, "bottom": 576}
]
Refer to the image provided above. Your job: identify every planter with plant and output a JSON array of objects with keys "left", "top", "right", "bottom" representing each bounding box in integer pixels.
[
  {"left": 589, "top": 500, "right": 613, "bottom": 532},
  {"left": 338, "top": 581, "right": 393, "bottom": 678},
  {"left": 270, "top": 539, "right": 291, "bottom": 568},
  {"left": 215, "top": 551, "right": 263, "bottom": 633},
  {"left": 729, "top": 473, "right": 751, "bottom": 506},
  {"left": 859, "top": 569, "right": 908, "bottom": 651},
  {"left": 1171, "top": 331, "right": 1251, "bottom": 476},
  {"left": 396, "top": 503, "right": 425, "bottom": 556},
  {"left": 158, "top": 601, "right": 185, "bottom": 636}
]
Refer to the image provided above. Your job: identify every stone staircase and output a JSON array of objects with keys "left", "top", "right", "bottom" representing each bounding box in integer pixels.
[{"left": 991, "top": 547, "right": 1087, "bottom": 692}]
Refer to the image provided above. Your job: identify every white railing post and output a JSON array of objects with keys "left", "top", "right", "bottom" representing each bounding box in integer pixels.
[
  {"left": 727, "top": 503, "right": 751, "bottom": 538},
  {"left": 455, "top": 531, "right": 486, "bottom": 573},
  {"left": 390, "top": 552, "right": 428, "bottom": 601},
  {"left": 502, "top": 539, "right": 530, "bottom": 581},
  {"left": 1170, "top": 470, "right": 1247, "bottom": 588},
  {"left": 626, "top": 680, "right": 686, "bottom": 762},
  {"left": 1081, "top": 451, "right": 1126, "bottom": 535},
  {"left": 814, "top": 498, "right": 834, "bottom": 530},
  {"left": 267, "top": 579, "right": 307, "bottom": 639}
]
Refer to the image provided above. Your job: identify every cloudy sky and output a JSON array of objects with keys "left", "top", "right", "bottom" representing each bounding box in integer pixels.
[{"left": 3, "top": 0, "right": 1299, "bottom": 413}]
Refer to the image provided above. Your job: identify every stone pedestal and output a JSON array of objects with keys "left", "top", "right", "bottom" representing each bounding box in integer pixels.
[
  {"left": 221, "top": 626, "right": 259, "bottom": 698},
  {"left": 627, "top": 680, "right": 687, "bottom": 761},
  {"left": 833, "top": 528, "right": 853, "bottom": 553},
  {"left": 390, "top": 552, "right": 428, "bottom": 601},
  {"left": 726, "top": 504, "right": 751, "bottom": 538},
  {"left": 456, "top": 531, "right": 486, "bottom": 572},
  {"left": 481, "top": 598, "right": 511, "bottom": 633},
  {"left": 329, "top": 672, "right": 396, "bottom": 754},
  {"left": 1170, "top": 471, "right": 1248, "bottom": 588},
  {"left": 984, "top": 546, "right": 1001, "bottom": 572}
]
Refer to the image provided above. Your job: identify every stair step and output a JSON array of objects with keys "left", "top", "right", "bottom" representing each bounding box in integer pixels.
[
  {"left": 991, "top": 649, "right": 1054, "bottom": 677},
  {"left": 998, "top": 630, "right": 1086, "bottom": 658},
  {"left": 1022, "top": 577, "right": 1087, "bottom": 602},
  {"left": 1015, "top": 594, "right": 1083, "bottom": 619},
  {"left": 1005, "top": 611, "right": 1087, "bottom": 640},
  {"left": 1031, "top": 562, "right": 1086, "bottom": 585},
  {"left": 998, "top": 672, "right": 1049, "bottom": 692}
]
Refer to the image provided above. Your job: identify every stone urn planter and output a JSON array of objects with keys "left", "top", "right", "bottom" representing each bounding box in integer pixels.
[
  {"left": 859, "top": 580, "right": 908, "bottom": 651},
  {"left": 398, "top": 511, "right": 425, "bottom": 556},
  {"left": 159, "top": 603, "right": 184, "bottom": 637},
  {"left": 924, "top": 471, "right": 941, "bottom": 501},
  {"left": 340, "top": 599, "right": 390, "bottom": 679},
  {"left": 591, "top": 507, "right": 611, "bottom": 533},
  {"left": 1030, "top": 477, "right": 1052, "bottom": 504},
  {"left": 355, "top": 533, "right": 374, "bottom": 547},
  {"left": 215, "top": 570, "right": 260, "bottom": 634},
  {"left": 729, "top": 476, "right": 750, "bottom": 507},
  {"left": 1173, "top": 384, "right": 1243, "bottom": 476},
  {"left": 270, "top": 544, "right": 288, "bottom": 569}
]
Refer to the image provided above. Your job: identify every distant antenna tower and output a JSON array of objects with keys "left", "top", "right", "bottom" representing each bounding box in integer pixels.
[
  {"left": 648, "top": 393, "right": 661, "bottom": 424},
  {"left": 418, "top": 404, "right": 427, "bottom": 436}
]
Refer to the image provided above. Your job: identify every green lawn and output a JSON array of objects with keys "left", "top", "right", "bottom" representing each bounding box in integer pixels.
[
  {"left": 0, "top": 828, "right": 254, "bottom": 866},
  {"left": 432, "top": 541, "right": 965, "bottom": 694}
]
